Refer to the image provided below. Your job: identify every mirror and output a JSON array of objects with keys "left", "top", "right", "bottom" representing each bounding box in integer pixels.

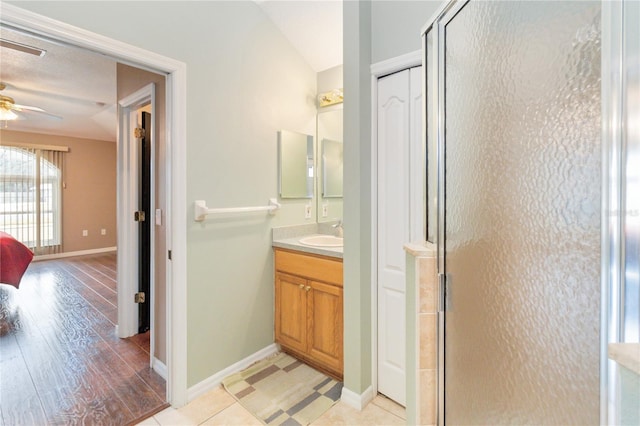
[
  {"left": 316, "top": 108, "right": 343, "bottom": 222},
  {"left": 278, "top": 130, "right": 314, "bottom": 199},
  {"left": 322, "top": 139, "right": 343, "bottom": 197}
]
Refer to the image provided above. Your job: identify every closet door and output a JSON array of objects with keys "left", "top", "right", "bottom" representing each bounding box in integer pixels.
[{"left": 377, "top": 66, "right": 422, "bottom": 405}]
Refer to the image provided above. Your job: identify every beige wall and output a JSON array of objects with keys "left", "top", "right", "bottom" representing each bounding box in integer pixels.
[
  {"left": 0, "top": 129, "right": 117, "bottom": 252},
  {"left": 117, "top": 63, "right": 167, "bottom": 364}
]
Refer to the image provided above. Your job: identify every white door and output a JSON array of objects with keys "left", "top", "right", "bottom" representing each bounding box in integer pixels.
[{"left": 377, "top": 66, "right": 422, "bottom": 406}]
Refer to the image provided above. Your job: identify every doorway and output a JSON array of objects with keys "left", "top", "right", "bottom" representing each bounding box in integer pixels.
[
  {"left": 139, "top": 110, "right": 152, "bottom": 334},
  {"left": 117, "top": 82, "right": 158, "bottom": 340},
  {"left": 0, "top": 4, "right": 188, "bottom": 406}
]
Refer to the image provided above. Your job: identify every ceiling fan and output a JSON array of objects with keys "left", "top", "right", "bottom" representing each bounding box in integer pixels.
[{"left": 0, "top": 82, "right": 62, "bottom": 122}]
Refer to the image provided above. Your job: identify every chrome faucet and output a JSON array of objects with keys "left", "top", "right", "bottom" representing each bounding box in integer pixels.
[{"left": 332, "top": 219, "right": 343, "bottom": 238}]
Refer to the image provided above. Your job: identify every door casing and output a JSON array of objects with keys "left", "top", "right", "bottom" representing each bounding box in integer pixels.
[
  {"left": 0, "top": 4, "right": 189, "bottom": 407},
  {"left": 117, "top": 84, "right": 155, "bottom": 345}
]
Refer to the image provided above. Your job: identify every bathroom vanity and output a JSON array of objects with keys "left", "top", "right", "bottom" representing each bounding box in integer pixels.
[
  {"left": 273, "top": 98, "right": 344, "bottom": 379},
  {"left": 273, "top": 241, "right": 343, "bottom": 380}
]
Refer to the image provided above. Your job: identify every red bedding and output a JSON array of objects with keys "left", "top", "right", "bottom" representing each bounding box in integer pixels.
[{"left": 0, "top": 231, "right": 34, "bottom": 289}]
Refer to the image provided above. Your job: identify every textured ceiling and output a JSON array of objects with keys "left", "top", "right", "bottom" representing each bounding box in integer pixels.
[{"left": 0, "top": 26, "right": 117, "bottom": 141}]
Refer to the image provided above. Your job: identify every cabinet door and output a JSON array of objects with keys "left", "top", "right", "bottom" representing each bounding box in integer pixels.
[
  {"left": 275, "top": 272, "right": 307, "bottom": 353},
  {"left": 307, "top": 280, "right": 343, "bottom": 374}
]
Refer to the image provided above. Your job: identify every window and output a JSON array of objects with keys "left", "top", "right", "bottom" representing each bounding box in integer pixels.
[{"left": 0, "top": 145, "right": 65, "bottom": 255}]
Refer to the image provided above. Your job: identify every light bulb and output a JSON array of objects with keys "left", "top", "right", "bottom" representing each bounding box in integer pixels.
[{"left": 0, "top": 108, "right": 18, "bottom": 121}]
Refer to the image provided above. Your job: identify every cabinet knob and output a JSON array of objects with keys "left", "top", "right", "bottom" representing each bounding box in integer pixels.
[
  {"left": 305, "top": 286, "right": 311, "bottom": 292},
  {"left": 299, "top": 284, "right": 305, "bottom": 289}
]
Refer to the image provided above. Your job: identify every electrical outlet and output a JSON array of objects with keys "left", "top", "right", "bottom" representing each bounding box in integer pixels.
[
  {"left": 322, "top": 204, "right": 328, "bottom": 217},
  {"left": 101, "top": 229, "right": 106, "bottom": 235},
  {"left": 305, "top": 204, "right": 312, "bottom": 219},
  {"left": 82, "top": 230, "right": 88, "bottom": 237}
]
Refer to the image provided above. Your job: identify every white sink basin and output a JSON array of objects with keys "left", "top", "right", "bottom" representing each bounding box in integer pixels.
[{"left": 299, "top": 235, "right": 343, "bottom": 247}]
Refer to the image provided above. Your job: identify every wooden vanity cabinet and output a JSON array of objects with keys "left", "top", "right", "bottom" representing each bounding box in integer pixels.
[{"left": 274, "top": 248, "right": 343, "bottom": 379}]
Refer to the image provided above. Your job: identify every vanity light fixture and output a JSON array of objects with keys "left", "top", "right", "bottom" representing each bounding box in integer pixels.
[{"left": 318, "top": 88, "right": 343, "bottom": 108}]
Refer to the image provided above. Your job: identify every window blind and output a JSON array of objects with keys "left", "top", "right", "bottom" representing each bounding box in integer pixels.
[{"left": 0, "top": 145, "right": 65, "bottom": 255}]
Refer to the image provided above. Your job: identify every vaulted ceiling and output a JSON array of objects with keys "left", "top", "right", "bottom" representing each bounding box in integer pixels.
[{"left": 0, "top": 2, "right": 341, "bottom": 142}]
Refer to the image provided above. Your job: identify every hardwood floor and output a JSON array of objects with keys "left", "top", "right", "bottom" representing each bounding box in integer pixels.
[{"left": 0, "top": 252, "right": 168, "bottom": 425}]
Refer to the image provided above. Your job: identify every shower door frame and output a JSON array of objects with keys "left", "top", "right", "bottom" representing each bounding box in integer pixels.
[
  {"left": 422, "top": 1, "right": 622, "bottom": 424},
  {"left": 602, "top": 1, "right": 639, "bottom": 425}
]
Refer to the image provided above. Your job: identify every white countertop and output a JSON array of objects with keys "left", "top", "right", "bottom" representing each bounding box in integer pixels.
[{"left": 272, "top": 234, "right": 343, "bottom": 259}]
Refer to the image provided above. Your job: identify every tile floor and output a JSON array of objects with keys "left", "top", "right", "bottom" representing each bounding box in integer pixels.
[{"left": 137, "top": 386, "right": 405, "bottom": 426}]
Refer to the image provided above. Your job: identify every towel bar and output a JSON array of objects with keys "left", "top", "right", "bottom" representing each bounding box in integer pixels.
[{"left": 194, "top": 198, "right": 281, "bottom": 221}]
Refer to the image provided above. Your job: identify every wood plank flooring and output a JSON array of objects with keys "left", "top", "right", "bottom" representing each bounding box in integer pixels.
[{"left": 0, "top": 252, "right": 168, "bottom": 425}]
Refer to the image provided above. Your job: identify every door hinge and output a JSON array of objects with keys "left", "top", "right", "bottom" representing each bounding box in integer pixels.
[
  {"left": 438, "top": 273, "right": 447, "bottom": 313},
  {"left": 168, "top": 250, "right": 172, "bottom": 260},
  {"left": 134, "top": 127, "right": 146, "bottom": 139},
  {"left": 134, "top": 291, "right": 146, "bottom": 303},
  {"left": 134, "top": 211, "right": 146, "bottom": 222}
]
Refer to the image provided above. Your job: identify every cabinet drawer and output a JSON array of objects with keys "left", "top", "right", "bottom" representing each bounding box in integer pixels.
[{"left": 275, "top": 249, "right": 343, "bottom": 286}]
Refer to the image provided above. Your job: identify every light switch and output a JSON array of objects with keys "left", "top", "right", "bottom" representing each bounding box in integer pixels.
[
  {"left": 155, "top": 209, "right": 162, "bottom": 225},
  {"left": 305, "top": 204, "right": 312, "bottom": 219},
  {"left": 322, "top": 204, "right": 328, "bottom": 217}
]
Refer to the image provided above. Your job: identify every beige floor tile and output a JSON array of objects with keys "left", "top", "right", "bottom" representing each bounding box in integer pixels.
[
  {"left": 311, "top": 401, "right": 405, "bottom": 426},
  {"left": 135, "top": 415, "right": 161, "bottom": 425},
  {"left": 154, "top": 386, "right": 236, "bottom": 426},
  {"left": 153, "top": 407, "right": 197, "bottom": 426},
  {"left": 371, "top": 395, "right": 406, "bottom": 420},
  {"left": 201, "top": 402, "right": 263, "bottom": 425}
]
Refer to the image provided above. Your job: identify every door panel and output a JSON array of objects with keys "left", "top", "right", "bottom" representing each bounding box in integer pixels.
[
  {"left": 138, "top": 111, "right": 151, "bottom": 333},
  {"left": 440, "top": 1, "right": 601, "bottom": 424},
  {"left": 275, "top": 273, "right": 307, "bottom": 353},
  {"left": 307, "top": 280, "right": 343, "bottom": 372},
  {"left": 380, "top": 288, "right": 405, "bottom": 370},
  {"left": 377, "top": 68, "right": 415, "bottom": 406}
]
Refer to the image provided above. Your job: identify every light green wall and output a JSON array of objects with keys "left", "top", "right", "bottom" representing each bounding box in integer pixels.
[
  {"left": 343, "top": 0, "right": 373, "bottom": 394},
  {"left": 317, "top": 65, "right": 343, "bottom": 94},
  {"left": 10, "top": 1, "right": 318, "bottom": 387},
  {"left": 343, "top": 0, "right": 444, "bottom": 399},
  {"left": 371, "top": 0, "right": 443, "bottom": 63},
  {"left": 316, "top": 65, "right": 344, "bottom": 223}
]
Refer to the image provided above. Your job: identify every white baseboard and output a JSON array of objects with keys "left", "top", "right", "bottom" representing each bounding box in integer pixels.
[
  {"left": 153, "top": 357, "right": 168, "bottom": 380},
  {"left": 187, "top": 343, "right": 280, "bottom": 402},
  {"left": 341, "top": 385, "right": 374, "bottom": 411},
  {"left": 33, "top": 246, "right": 117, "bottom": 261}
]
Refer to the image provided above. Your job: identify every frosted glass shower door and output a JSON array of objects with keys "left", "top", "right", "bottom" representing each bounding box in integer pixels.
[{"left": 439, "top": 1, "right": 602, "bottom": 424}]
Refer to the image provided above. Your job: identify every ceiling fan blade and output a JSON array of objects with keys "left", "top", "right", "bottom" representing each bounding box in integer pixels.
[
  {"left": 13, "top": 104, "right": 63, "bottom": 120},
  {"left": 13, "top": 104, "right": 45, "bottom": 112}
]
